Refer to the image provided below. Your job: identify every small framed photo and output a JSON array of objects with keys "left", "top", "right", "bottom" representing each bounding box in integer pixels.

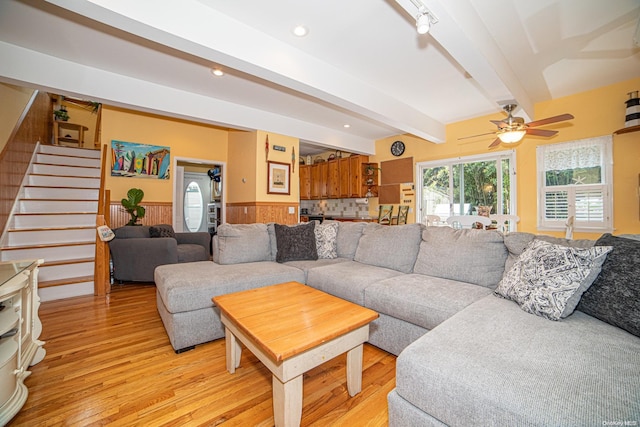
[{"left": 267, "top": 161, "right": 290, "bottom": 195}]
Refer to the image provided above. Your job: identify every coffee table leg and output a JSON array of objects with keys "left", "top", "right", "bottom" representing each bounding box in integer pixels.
[
  {"left": 225, "top": 326, "right": 242, "bottom": 374},
  {"left": 346, "top": 343, "right": 363, "bottom": 397},
  {"left": 272, "top": 374, "right": 303, "bottom": 427}
]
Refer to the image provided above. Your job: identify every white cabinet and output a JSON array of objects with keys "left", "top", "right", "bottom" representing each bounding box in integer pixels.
[{"left": 0, "top": 260, "right": 45, "bottom": 425}]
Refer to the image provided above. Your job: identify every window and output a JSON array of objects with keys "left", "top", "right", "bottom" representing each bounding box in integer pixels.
[
  {"left": 416, "top": 151, "right": 516, "bottom": 225},
  {"left": 537, "top": 136, "right": 612, "bottom": 232}
]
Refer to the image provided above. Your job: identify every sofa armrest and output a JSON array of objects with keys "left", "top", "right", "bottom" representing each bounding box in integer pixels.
[
  {"left": 109, "top": 237, "right": 179, "bottom": 281},
  {"left": 175, "top": 232, "right": 211, "bottom": 251}
]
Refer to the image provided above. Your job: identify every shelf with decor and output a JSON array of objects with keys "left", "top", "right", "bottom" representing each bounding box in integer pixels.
[
  {"left": 53, "top": 121, "right": 88, "bottom": 146},
  {"left": 362, "top": 163, "right": 379, "bottom": 198}
]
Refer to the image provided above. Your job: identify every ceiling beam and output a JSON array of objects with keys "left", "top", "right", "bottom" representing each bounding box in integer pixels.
[
  {"left": 393, "top": 0, "right": 533, "bottom": 119},
  {"left": 45, "top": 0, "right": 447, "bottom": 142}
]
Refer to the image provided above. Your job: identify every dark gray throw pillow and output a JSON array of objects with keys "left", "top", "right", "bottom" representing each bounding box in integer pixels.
[
  {"left": 149, "top": 224, "right": 176, "bottom": 239},
  {"left": 274, "top": 222, "right": 318, "bottom": 263},
  {"left": 576, "top": 234, "right": 640, "bottom": 337}
]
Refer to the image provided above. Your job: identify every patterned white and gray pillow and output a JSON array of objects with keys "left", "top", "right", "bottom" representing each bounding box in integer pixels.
[
  {"left": 494, "top": 239, "right": 612, "bottom": 320},
  {"left": 314, "top": 221, "right": 338, "bottom": 259}
]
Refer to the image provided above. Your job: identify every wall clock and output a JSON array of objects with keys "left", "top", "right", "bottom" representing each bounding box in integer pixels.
[{"left": 390, "top": 140, "right": 405, "bottom": 157}]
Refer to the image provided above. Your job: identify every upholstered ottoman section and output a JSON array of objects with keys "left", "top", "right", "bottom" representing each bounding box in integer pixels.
[
  {"left": 154, "top": 260, "right": 305, "bottom": 351},
  {"left": 393, "top": 295, "right": 640, "bottom": 426}
]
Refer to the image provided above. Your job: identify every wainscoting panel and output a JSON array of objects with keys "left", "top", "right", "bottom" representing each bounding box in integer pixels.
[
  {"left": 109, "top": 201, "right": 173, "bottom": 228},
  {"left": 226, "top": 202, "right": 299, "bottom": 225}
]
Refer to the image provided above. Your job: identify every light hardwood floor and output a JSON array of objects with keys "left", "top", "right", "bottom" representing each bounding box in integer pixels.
[{"left": 9, "top": 284, "right": 396, "bottom": 426}]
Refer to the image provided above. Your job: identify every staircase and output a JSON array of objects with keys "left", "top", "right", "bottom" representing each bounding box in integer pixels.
[{"left": 0, "top": 144, "right": 101, "bottom": 301}]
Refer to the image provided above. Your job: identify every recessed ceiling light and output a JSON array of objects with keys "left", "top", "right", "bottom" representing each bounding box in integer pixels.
[
  {"left": 343, "top": 124, "right": 351, "bottom": 128},
  {"left": 292, "top": 25, "right": 308, "bottom": 37},
  {"left": 211, "top": 68, "right": 224, "bottom": 77}
]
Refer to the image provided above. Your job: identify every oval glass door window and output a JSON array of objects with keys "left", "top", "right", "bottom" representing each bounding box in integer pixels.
[{"left": 184, "top": 181, "right": 203, "bottom": 232}]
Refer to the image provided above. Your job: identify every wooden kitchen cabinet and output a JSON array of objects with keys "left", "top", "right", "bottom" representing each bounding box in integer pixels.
[
  {"left": 349, "top": 155, "right": 370, "bottom": 197},
  {"left": 327, "top": 159, "right": 339, "bottom": 198},
  {"left": 299, "top": 164, "right": 311, "bottom": 200},
  {"left": 338, "top": 157, "right": 350, "bottom": 198},
  {"left": 319, "top": 162, "right": 329, "bottom": 198}
]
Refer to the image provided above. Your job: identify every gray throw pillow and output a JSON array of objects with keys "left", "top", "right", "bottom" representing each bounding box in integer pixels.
[
  {"left": 495, "top": 239, "right": 612, "bottom": 320},
  {"left": 576, "top": 234, "right": 640, "bottom": 337},
  {"left": 275, "top": 222, "right": 318, "bottom": 263},
  {"left": 314, "top": 222, "right": 338, "bottom": 259},
  {"left": 149, "top": 224, "right": 176, "bottom": 238}
]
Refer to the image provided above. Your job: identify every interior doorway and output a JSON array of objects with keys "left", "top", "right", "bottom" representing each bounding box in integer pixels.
[{"left": 173, "top": 157, "right": 225, "bottom": 233}]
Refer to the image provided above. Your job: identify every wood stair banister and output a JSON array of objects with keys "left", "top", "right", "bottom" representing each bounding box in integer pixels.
[{"left": 94, "top": 143, "right": 111, "bottom": 297}]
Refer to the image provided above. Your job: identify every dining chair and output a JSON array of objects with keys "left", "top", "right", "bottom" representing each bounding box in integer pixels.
[
  {"left": 490, "top": 214, "right": 520, "bottom": 233},
  {"left": 446, "top": 215, "right": 492, "bottom": 229},
  {"left": 392, "top": 205, "right": 410, "bottom": 225},
  {"left": 423, "top": 215, "right": 441, "bottom": 226},
  {"left": 378, "top": 205, "right": 394, "bottom": 225}
]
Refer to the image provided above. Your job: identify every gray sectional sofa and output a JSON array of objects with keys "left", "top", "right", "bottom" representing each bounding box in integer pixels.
[{"left": 154, "top": 221, "right": 640, "bottom": 425}]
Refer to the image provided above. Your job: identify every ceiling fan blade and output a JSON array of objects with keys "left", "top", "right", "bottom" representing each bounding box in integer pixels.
[
  {"left": 458, "top": 132, "right": 496, "bottom": 140},
  {"left": 490, "top": 120, "right": 507, "bottom": 128},
  {"left": 526, "top": 128, "right": 558, "bottom": 137},
  {"left": 526, "top": 113, "right": 574, "bottom": 128},
  {"left": 488, "top": 138, "right": 502, "bottom": 148}
]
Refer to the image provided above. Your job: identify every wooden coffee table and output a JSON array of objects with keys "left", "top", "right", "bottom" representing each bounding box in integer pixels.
[{"left": 212, "top": 281, "right": 378, "bottom": 427}]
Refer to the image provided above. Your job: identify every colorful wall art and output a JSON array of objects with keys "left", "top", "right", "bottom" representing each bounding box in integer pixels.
[{"left": 111, "top": 140, "right": 170, "bottom": 179}]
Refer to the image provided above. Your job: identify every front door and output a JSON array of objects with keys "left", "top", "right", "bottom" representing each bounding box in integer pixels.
[{"left": 182, "top": 172, "right": 210, "bottom": 233}]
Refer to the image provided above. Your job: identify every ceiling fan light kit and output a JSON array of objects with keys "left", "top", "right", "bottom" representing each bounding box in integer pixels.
[{"left": 497, "top": 128, "right": 526, "bottom": 144}]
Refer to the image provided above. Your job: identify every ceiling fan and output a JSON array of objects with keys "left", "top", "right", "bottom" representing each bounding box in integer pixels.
[{"left": 460, "top": 104, "right": 574, "bottom": 148}]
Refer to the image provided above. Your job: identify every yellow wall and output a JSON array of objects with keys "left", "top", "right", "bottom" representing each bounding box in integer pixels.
[
  {"left": 372, "top": 77, "right": 640, "bottom": 238},
  {"left": 0, "top": 83, "right": 35, "bottom": 152},
  {"left": 102, "top": 106, "right": 228, "bottom": 203},
  {"left": 257, "top": 131, "right": 299, "bottom": 202},
  {"left": 227, "top": 130, "right": 257, "bottom": 203},
  {"left": 227, "top": 130, "right": 299, "bottom": 203}
]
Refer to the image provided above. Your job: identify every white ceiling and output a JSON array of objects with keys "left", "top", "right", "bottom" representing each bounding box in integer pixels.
[{"left": 0, "top": 0, "right": 638, "bottom": 156}]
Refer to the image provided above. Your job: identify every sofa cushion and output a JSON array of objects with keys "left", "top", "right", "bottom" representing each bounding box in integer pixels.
[
  {"left": 274, "top": 222, "right": 318, "bottom": 262},
  {"left": 314, "top": 221, "right": 338, "bottom": 259},
  {"left": 495, "top": 239, "right": 612, "bottom": 320},
  {"left": 214, "top": 223, "right": 271, "bottom": 264},
  {"left": 395, "top": 295, "right": 640, "bottom": 427},
  {"left": 149, "top": 224, "right": 176, "bottom": 238},
  {"left": 306, "top": 261, "right": 403, "bottom": 305},
  {"left": 365, "top": 274, "right": 492, "bottom": 330},
  {"left": 354, "top": 223, "right": 422, "bottom": 273},
  {"left": 576, "top": 234, "right": 640, "bottom": 337},
  {"left": 154, "top": 261, "right": 305, "bottom": 313},
  {"left": 503, "top": 232, "right": 594, "bottom": 272},
  {"left": 414, "top": 227, "right": 507, "bottom": 288},
  {"left": 114, "top": 225, "right": 150, "bottom": 239},
  {"left": 334, "top": 221, "right": 366, "bottom": 259}
]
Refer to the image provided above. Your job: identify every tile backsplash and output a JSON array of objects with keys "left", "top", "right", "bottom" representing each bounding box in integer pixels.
[{"left": 300, "top": 199, "right": 373, "bottom": 218}]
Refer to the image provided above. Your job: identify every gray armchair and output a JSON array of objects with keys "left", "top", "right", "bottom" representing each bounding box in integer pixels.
[{"left": 109, "top": 225, "right": 210, "bottom": 282}]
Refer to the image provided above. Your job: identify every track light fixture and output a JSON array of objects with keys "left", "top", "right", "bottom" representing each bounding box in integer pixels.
[{"left": 409, "top": 0, "right": 438, "bottom": 35}]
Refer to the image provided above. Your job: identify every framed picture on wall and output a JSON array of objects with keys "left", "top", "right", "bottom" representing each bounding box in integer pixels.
[{"left": 267, "top": 161, "right": 290, "bottom": 195}]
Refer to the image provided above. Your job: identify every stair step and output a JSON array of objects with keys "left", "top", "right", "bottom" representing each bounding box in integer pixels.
[
  {"left": 32, "top": 163, "right": 100, "bottom": 178},
  {"left": 38, "top": 144, "right": 101, "bottom": 158},
  {"left": 0, "top": 242, "right": 96, "bottom": 262},
  {"left": 18, "top": 199, "right": 98, "bottom": 213},
  {"left": 24, "top": 186, "right": 99, "bottom": 200},
  {"left": 36, "top": 153, "right": 100, "bottom": 168},
  {"left": 41, "top": 257, "right": 95, "bottom": 267},
  {"left": 7, "top": 227, "right": 96, "bottom": 246},
  {"left": 28, "top": 174, "right": 100, "bottom": 188},
  {"left": 39, "top": 275, "right": 94, "bottom": 289},
  {"left": 39, "top": 259, "right": 95, "bottom": 282},
  {"left": 12, "top": 213, "right": 97, "bottom": 229}
]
